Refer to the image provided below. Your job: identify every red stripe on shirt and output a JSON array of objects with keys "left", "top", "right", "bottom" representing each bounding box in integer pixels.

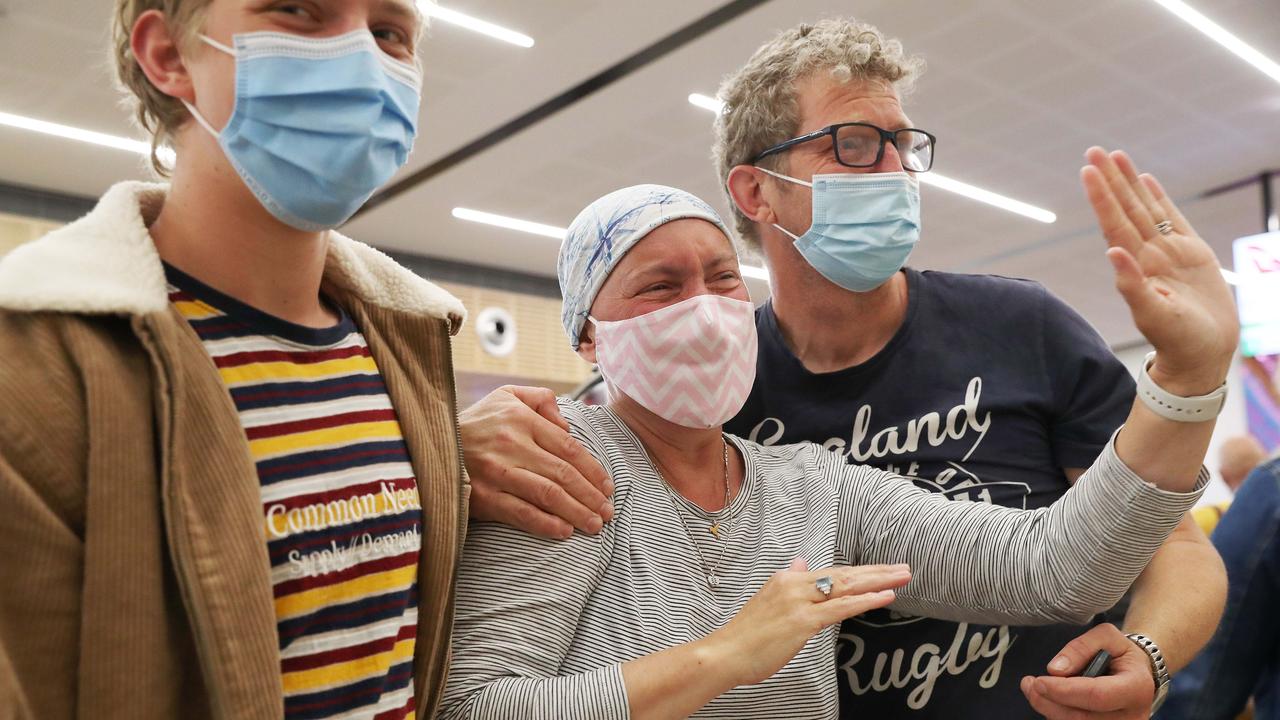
[
  {"left": 214, "top": 344, "right": 371, "bottom": 369},
  {"left": 245, "top": 409, "right": 398, "bottom": 441}
]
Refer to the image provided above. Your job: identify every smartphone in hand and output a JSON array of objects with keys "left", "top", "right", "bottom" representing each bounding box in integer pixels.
[{"left": 1081, "top": 650, "right": 1111, "bottom": 677}]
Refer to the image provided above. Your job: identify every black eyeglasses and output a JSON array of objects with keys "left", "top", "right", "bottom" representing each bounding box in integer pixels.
[{"left": 752, "top": 122, "right": 937, "bottom": 172}]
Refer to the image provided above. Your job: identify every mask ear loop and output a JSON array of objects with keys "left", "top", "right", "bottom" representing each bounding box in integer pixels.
[
  {"left": 180, "top": 100, "right": 221, "bottom": 139},
  {"left": 178, "top": 35, "right": 237, "bottom": 140},
  {"left": 750, "top": 166, "right": 811, "bottom": 241}
]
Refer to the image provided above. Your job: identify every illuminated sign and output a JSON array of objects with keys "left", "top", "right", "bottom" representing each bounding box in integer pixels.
[{"left": 1234, "top": 231, "right": 1280, "bottom": 357}]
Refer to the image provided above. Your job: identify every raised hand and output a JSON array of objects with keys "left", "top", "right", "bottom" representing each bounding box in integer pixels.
[{"left": 1082, "top": 147, "right": 1239, "bottom": 394}]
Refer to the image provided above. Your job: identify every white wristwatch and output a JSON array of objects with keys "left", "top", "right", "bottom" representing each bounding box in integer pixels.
[
  {"left": 1125, "top": 633, "right": 1170, "bottom": 716},
  {"left": 1136, "top": 352, "right": 1228, "bottom": 422}
]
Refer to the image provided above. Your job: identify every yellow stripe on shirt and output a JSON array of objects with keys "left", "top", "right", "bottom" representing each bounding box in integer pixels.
[
  {"left": 172, "top": 298, "right": 223, "bottom": 320},
  {"left": 282, "top": 638, "right": 416, "bottom": 695},
  {"left": 276, "top": 563, "right": 418, "bottom": 620},
  {"left": 249, "top": 421, "right": 403, "bottom": 460},
  {"left": 219, "top": 355, "right": 380, "bottom": 387}
]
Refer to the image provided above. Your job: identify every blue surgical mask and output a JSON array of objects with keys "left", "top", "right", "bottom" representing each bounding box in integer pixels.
[
  {"left": 182, "top": 31, "right": 421, "bottom": 231},
  {"left": 758, "top": 168, "right": 921, "bottom": 292}
]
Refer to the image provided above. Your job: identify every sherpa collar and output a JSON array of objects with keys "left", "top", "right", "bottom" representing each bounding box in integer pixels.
[{"left": 0, "top": 182, "right": 466, "bottom": 332}]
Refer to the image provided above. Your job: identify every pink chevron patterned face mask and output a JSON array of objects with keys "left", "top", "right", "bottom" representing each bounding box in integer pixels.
[{"left": 589, "top": 294, "right": 758, "bottom": 429}]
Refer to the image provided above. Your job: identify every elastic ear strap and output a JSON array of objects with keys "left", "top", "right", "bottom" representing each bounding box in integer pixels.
[
  {"left": 180, "top": 99, "right": 220, "bottom": 139},
  {"left": 755, "top": 165, "right": 812, "bottom": 188},
  {"left": 199, "top": 34, "right": 236, "bottom": 56},
  {"left": 772, "top": 223, "right": 800, "bottom": 242}
]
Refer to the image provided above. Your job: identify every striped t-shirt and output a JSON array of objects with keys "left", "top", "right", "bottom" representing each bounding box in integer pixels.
[
  {"left": 440, "top": 400, "right": 1205, "bottom": 719},
  {"left": 166, "top": 264, "right": 421, "bottom": 720}
]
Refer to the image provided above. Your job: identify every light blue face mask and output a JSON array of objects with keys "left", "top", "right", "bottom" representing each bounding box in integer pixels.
[
  {"left": 182, "top": 30, "right": 421, "bottom": 231},
  {"left": 758, "top": 168, "right": 921, "bottom": 293}
]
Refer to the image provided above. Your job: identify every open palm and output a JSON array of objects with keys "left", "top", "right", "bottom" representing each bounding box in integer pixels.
[{"left": 1082, "top": 147, "right": 1239, "bottom": 388}]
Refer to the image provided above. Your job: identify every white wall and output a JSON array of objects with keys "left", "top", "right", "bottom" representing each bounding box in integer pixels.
[{"left": 1113, "top": 344, "right": 1246, "bottom": 507}]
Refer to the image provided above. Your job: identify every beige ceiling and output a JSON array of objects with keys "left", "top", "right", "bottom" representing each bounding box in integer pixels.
[{"left": 1, "top": 0, "right": 1278, "bottom": 345}]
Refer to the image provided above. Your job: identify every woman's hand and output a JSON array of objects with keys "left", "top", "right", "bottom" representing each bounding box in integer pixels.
[
  {"left": 1082, "top": 147, "right": 1239, "bottom": 394},
  {"left": 704, "top": 559, "right": 911, "bottom": 686}
]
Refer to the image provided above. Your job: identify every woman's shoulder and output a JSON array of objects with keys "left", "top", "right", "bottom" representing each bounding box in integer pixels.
[{"left": 557, "top": 397, "right": 626, "bottom": 448}]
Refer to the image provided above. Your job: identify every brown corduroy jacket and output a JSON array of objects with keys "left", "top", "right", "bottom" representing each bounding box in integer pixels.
[{"left": 0, "top": 182, "right": 470, "bottom": 719}]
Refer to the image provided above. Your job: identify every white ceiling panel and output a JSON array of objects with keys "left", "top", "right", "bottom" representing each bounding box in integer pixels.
[{"left": 0, "top": 0, "right": 1277, "bottom": 347}]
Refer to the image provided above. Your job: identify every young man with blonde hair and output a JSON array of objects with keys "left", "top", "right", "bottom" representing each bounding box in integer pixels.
[{"left": 0, "top": 2, "right": 469, "bottom": 718}]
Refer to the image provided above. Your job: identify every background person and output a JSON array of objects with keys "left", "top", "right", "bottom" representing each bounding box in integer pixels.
[
  {"left": 1159, "top": 452, "right": 1280, "bottom": 720},
  {"left": 1194, "top": 434, "right": 1268, "bottom": 535}
]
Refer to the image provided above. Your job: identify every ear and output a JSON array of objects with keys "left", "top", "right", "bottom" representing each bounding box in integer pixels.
[
  {"left": 727, "top": 165, "right": 779, "bottom": 227},
  {"left": 131, "top": 9, "right": 197, "bottom": 104},
  {"left": 576, "top": 321, "right": 597, "bottom": 365}
]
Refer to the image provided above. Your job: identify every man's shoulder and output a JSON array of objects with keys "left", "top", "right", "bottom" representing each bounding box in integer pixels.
[{"left": 916, "top": 268, "right": 1047, "bottom": 304}]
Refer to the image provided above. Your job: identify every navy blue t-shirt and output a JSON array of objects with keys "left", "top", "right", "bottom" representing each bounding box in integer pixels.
[{"left": 724, "top": 267, "right": 1136, "bottom": 718}]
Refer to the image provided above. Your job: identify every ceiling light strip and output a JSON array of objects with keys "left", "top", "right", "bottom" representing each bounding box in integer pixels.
[
  {"left": 1147, "top": 0, "right": 1280, "bottom": 84},
  {"left": 452, "top": 205, "right": 771, "bottom": 282},
  {"left": 452, "top": 207, "right": 566, "bottom": 238},
  {"left": 0, "top": 110, "right": 175, "bottom": 164},
  {"left": 0, "top": 111, "right": 151, "bottom": 154},
  {"left": 919, "top": 173, "right": 1057, "bottom": 224},
  {"left": 420, "top": 3, "right": 534, "bottom": 48},
  {"left": 688, "top": 93, "right": 726, "bottom": 114}
]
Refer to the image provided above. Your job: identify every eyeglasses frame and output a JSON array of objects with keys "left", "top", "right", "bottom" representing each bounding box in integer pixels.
[{"left": 751, "top": 122, "right": 938, "bottom": 172}]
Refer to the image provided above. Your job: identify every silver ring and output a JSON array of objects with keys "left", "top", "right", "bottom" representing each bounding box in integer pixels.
[
  {"left": 815, "top": 576, "right": 833, "bottom": 599},
  {"left": 1155, "top": 220, "right": 1174, "bottom": 236}
]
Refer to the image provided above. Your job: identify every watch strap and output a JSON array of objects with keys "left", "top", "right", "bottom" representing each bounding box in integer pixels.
[
  {"left": 1125, "top": 632, "right": 1170, "bottom": 716},
  {"left": 1136, "top": 352, "right": 1227, "bottom": 422}
]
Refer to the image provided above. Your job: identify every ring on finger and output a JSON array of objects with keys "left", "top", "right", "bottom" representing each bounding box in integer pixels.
[
  {"left": 815, "top": 576, "right": 833, "bottom": 599},
  {"left": 1155, "top": 220, "right": 1174, "bottom": 236}
]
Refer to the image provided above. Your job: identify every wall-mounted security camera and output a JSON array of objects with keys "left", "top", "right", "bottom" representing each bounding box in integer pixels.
[{"left": 475, "top": 306, "right": 517, "bottom": 358}]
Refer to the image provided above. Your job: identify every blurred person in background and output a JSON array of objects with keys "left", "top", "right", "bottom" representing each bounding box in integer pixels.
[
  {"left": 460, "top": 17, "right": 1228, "bottom": 720},
  {"left": 1159, "top": 450, "right": 1280, "bottom": 720},
  {"left": 0, "top": 1, "right": 469, "bottom": 718},
  {"left": 1194, "top": 434, "right": 1268, "bottom": 535}
]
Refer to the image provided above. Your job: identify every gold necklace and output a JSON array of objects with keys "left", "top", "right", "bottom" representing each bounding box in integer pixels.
[{"left": 651, "top": 437, "right": 733, "bottom": 588}]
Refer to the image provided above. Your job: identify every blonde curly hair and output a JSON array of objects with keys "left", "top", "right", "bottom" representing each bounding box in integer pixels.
[
  {"left": 112, "top": 0, "right": 212, "bottom": 176},
  {"left": 712, "top": 18, "right": 925, "bottom": 251}
]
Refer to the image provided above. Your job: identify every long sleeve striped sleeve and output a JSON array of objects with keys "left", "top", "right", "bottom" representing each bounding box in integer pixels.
[{"left": 830, "top": 434, "right": 1207, "bottom": 626}]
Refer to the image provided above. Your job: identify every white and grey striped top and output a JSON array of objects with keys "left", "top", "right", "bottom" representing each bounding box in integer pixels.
[{"left": 440, "top": 400, "right": 1205, "bottom": 720}]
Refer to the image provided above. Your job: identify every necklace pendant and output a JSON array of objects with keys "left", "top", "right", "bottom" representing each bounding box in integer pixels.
[
  {"left": 707, "top": 574, "right": 720, "bottom": 588},
  {"left": 708, "top": 522, "right": 720, "bottom": 538}
]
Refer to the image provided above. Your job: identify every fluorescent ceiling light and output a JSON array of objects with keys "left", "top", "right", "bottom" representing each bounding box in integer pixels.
[
  {"left": 453, "top": 207, "right": 565, "bottom": 238},
  {"left": 0, "top": 110, "right": 174, "bottom": 164},
  {"left": 453, "top": 205, "right": 773, "bottom": 284},
  {"left": 688, "top": 93, "right": 726, "bottom": 114},
  {"left": 1146, "top": 0, "right": 1280, "bottom": 85},
  {"left": 919, "top": 173, "right": 1056, "bottom": 224},
  {"left": 688, "top": 91, "right": 1055, "bottom": 224},
  {"left": 420, "top": 3, "right": 534, "bottom": 48}
]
